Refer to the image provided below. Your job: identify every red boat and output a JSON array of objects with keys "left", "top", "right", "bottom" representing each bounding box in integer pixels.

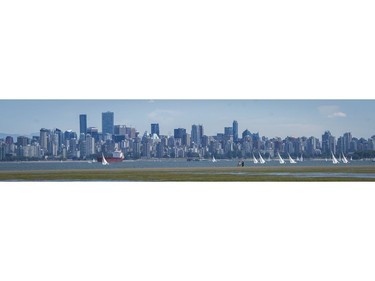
[{"left": 97, "top": 150, "right": 124, "bottom": 163}]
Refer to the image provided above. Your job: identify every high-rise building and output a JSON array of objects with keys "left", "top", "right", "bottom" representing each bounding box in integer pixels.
[
  {"left": 114, "top": 125, "right": 127, "bottom": 135},
  {"left": 102, "top": 111, "right": 114, "bottom": 136},
  {"left": 242, "top": 129, "right": 251, "bottom": 139},
  {"left": 233, "top": 120, "right": 238, "bottom": 142},
  {"left": 191, "top": 125, "right": 199, "bottom": 145},
  {"left": 40, "top": 128, "right": 50, "bottom": 153},
  {"left": 5, "top": 136, "right": 13, "bottom": 145},
  {"left": 224, "top": 127, "right": 233, "bottom": 137},
  {"left": 79, "top": 114, "right": 87, "bottom": 135},
  {"left": 174, "top": 128, "right": 186, "bottom": 139},
  {"left": 151, "top": 123, "right": 160, "bottom": 137},
  {"left": 17, "top": 136, "right": 29, "bottom": 147},
  {"left": 87, "top": 127, "right": 99, "bottom": 142},
  {"left": 343, "top": 132, "right": 352, "bottom": 153},
  {"left": 322, "top": 131, "right": 336, "bottom": 155}
]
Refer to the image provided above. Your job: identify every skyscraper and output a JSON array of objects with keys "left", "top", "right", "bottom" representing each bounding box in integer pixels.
[
  {"left": 191, "top": 125, "right": 199, "bottom": 145},
  {"left": 233, "top": 120, "right": 238, "bottom": 142},
  {"left": 151, "top": 123, "right": 160, "bottom": 137},
  {"left": 79, "top": 114, "right": 87, "bottom": 135},
  {"left": 322, "top": 131, "right": 336, "bottom": 155},
  {"left": 102, "top": 111, "right": 114, "bottom": 136},
  {"left": 174, "top": 128, "right": 186, "bottom": 139},
  {"left": 40, "top": 128, "right": 50, "bottom": 153}
]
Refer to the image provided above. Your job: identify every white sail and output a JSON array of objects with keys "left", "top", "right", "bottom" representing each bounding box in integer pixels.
[
  {"left": 253, "top": 153, "right": 259, "bottom": 164},
  {"left": 102, "top": 153, "right": 109, "bottom": 165},
  {"left": 331, "top": 152, "right": 339, "bottom": 164},
  {"left": 212, "top": 156, "right": 217, "bottom": 163},
  {"left": 300, "top": 154, "right": 303, "bottom": 162},
  {"left": 277, "top": 152, "right": 285, "bottom": 164},
  {"left": 258, "top": 153, "right": 266, "bottom": 164},
  {"left": 342, "top": 153, "right": 349, "bottom": 164},
  {"left": 267, "top": 155, "right": 271, "bottom": 162},
  {"left": 288, "top": 153, "right": 297, "bottom": 164}
]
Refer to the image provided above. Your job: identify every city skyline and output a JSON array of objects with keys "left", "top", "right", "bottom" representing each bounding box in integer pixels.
[{"left": 0, "top": 99, "right": 374, "bottom": 139}]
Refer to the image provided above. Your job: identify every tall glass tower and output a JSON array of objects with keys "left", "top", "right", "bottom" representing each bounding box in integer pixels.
[
  {"left": 79, "top": 114, "right": 87, "bottom": 135},
  {"left": 151, "top": 123, "right": 160, "bottom": 137},
  {"left": 102, "top": 111, "right": 114, "bottom": 136},
  {"left": 233, "top": 120, "right": 238, "bottom": 142}
]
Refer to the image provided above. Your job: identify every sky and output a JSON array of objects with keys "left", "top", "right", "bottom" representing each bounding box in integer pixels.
[{"left": 1, "top": 99, "right": 374, "bottom": 139}]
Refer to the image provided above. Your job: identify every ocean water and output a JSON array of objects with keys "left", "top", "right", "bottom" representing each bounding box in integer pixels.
[{"left": 0, "top": 158, "right": 374, "bottom": 171}]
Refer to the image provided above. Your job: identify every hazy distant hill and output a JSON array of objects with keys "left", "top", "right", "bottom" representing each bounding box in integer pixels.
[{"left": 0, "top": 132, "right": 39, "bottom": 140}]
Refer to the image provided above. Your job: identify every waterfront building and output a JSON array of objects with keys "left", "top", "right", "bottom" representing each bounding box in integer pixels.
[{"left": 102, "top": 111, "right": 114, "bottom": 137}]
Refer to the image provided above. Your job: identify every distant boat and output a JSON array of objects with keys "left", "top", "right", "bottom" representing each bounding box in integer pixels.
[
  {"left": 267, "top": 155, "right": 271, "bottom": 162},
  {"left": 101, "top": 153, "right": 109, "bottom": 166},
  {"left": 300, "top": 154, "right": 303, "bottom": 162},
  {"left": 288, "top": 153, "right": 297, "bottom": 164},
  {"left": 253, "top": 153, "right": 259, "bottom": 164},
  {"left": 331, "top": 152, "right": 339, "bottom": 164},
  {"left": 277, "top": 152, "right": 285, "bottom": 164},
  {"left": 258, "top": 152, "right": 266, "bottom": 164},
  {"left": 342, "top": 153, "right": 349, "bottom": 164},
  {"left": 97, "top": 150, "right": 124, "bottom": 163},
  {"left": 212, "top": 156, "right": 217, "bottom": 163}
]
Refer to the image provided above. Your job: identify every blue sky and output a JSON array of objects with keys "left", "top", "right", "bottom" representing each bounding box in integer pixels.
[{"left": 0, "top": 100, "right": 374, "bottom": 139}]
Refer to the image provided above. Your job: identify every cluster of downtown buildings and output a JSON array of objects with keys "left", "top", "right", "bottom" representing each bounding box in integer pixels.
[{"left": 1, "top": 111, "right": 375, "bottom": 161}]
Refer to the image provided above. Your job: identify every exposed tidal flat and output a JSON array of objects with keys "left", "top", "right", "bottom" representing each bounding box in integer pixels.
[{"left": 1, "top": 162, "right": 375, "bottom": 181}]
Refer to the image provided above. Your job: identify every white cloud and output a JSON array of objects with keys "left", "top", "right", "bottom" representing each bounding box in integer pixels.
[
  {"left": 318, "top": 105, "right": 347, "bottom": 118},
  {"left": 328, "top": 112, "right": 347, "bottom": 118}
]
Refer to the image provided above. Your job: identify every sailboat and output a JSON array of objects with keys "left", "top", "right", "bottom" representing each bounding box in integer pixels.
[
  {"left": 300, "top": 154, "right": 303, "bottom": 162},
  {"left": 341, "top": 153, "right": 349, "bottom": 164},
  {"left": 212, "top": 156, "right": 217, "bottom": 163},
  {"left": 267, "top": 155, "right": 271, "bottom": 162},
  {"left": 253, "top": 153, "right": 259, "bottom": 164},
  {"left": 277, "top": 152, "right": 285, "bottom": 164},
  {"left": 331, "top": 152, "right": 339, "bottom": 164},
  {"left": 288, "top": 153, "right": 297, "bottom": 164},
  {"left": 102, "top": 153, "right": 109, "bottom": 166},
  {"left": 258, "top": 152, "right": 266, "bottom": 164}
]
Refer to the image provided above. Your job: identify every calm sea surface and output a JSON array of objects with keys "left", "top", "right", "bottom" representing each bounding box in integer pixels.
[{"left": 1, "top": 159, "right": 374, "bottom": 171}]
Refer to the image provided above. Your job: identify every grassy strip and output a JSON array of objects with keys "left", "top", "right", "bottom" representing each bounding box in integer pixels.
[{"left": 0, "top": 166, "right": 374, "bottom": 182}]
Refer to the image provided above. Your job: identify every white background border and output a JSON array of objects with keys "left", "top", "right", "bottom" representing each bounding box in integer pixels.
[{"left": 1, "top": 1, "right": 375, "bottom": 280}]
